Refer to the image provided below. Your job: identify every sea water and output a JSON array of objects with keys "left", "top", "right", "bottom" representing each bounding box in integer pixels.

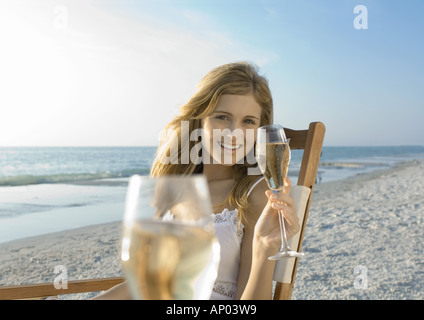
[{"left": 1, "top": 146, "right": 424, "bottom": 243}]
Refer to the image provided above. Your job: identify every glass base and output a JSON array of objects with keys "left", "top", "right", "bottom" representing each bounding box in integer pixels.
[{"left": 268, "top": 250, "right": 304, "bottom": 260}]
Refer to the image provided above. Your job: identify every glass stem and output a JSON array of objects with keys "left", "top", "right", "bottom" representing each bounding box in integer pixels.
[
  {"left": 274, "top": 189, "right": 290, "bottom": 252},
  {"left": 278, "top": 209, "right": 290, "bottom": 251}
]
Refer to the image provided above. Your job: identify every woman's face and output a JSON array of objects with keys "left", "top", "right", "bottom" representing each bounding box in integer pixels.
[{"left": 201, "top": 93, "right": 262, "bottom": 166}]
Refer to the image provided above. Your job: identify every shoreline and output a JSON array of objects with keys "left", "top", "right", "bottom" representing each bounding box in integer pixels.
[
  {"left": 0, "top": 159, "right": 423, "bottom": 299},
  {"left": 0, "top": 182, "right": 127, "bottom": 244}
]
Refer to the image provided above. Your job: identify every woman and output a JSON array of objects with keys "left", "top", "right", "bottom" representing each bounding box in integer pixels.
[{"left": 96, "top": 61, "right": 299, "bottom": 300}]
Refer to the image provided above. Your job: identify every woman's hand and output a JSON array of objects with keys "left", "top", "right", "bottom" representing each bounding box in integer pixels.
[{"left": 253, "top": 177, "right": 300, "bottom": 256}]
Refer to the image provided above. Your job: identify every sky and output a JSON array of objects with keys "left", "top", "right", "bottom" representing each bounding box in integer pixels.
[{"left": 0, "top": 0, "right": 423, "bottom": 147}]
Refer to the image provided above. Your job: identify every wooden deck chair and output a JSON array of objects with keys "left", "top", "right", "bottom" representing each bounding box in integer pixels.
[
  {"left": 273, "top": 121, "right": 326, "bottom": 299},
  {"left": 0, "top": 122, "right": 325, "bottom": 300}
]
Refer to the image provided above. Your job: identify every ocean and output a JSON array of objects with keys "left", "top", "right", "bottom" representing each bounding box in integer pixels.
[{"left": 1, "top": 146, "right": 424, "bottom": 243}]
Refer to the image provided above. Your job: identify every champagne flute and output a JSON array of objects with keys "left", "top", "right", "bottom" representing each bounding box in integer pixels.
[
  {"left": 256, "top": 124, "right": 304, "bottom": 259},
  {"left": 121, "top": 175, "right": 220, "bottom": 299}
]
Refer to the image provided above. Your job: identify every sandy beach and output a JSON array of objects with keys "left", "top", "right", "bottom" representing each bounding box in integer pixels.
[
  {"left": 0, "top": 221, "right": 124, "bottom": 299},
  {"left": 294, "top": 159, "right": 424, "bottom": 299},
  {"left": 0, "top": 159, "right": 423, "bottom": 299}
]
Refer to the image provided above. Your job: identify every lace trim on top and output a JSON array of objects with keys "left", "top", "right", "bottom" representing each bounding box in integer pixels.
[
  {"left": 210, "top": 208, "right": 244, "bottom": 299},
  {"left": 212, "top": 281, "right": 237, "bottom": 299},
  {"left": 212, "top": 208, "right": 244, "bottom": 240}
]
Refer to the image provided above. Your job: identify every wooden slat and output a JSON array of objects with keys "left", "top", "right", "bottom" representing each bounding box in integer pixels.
[
  {"left": 0, "top": 277, "right": 125, "bottom": 300},
  {"left": 273, "top": 282, "right": 293, "bottom": 301},
  {"left": 297, "top": 122, "right": 326, "bottom": 189},
  {"left": 285, "top": 128, "right": 308, "bottom": 150}
]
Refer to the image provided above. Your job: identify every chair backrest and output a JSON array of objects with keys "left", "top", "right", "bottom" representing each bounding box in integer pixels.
[
  {"left": 272, "top": 121, "right": 326, "bottom": 300},
  {"left": 0, "top": 122, "right": 325, "bottom": 300}
]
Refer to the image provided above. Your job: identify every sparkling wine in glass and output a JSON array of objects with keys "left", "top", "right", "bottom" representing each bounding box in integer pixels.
[
  {"left": 257, "top": 124, "right": 304, "bottom": 259},
  {"left": 121, "top": 175, "right": 220, "bottom": 299}
]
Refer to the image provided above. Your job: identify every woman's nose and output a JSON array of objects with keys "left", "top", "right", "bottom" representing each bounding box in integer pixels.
[
  {"left": 227, "top": 120, "right": 244, "bottom": 133},
  {"left": 223, "top": 126, "right": 244, "bottom": 143}
]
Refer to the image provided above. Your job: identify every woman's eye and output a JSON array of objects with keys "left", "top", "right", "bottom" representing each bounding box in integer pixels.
[
  {"left": 216, "top": 115, "right": 228, "bottom": 121},
  {"left": 244, "top": 119, "right": 255, "bottom": 125}
]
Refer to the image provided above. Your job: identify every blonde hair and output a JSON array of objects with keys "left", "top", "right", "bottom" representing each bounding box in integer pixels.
[{"left": 150, "top": 61, "right": 273, "bottom": 224}]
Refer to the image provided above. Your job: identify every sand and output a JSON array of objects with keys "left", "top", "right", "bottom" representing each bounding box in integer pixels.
[
  {"left": 293, "top": 159, "right": 424, "bottom": 299},
  {"left": 0, "top": 222, "right": 124, "bottom": 299},
  {"left": 0, "top": 160, "right": 423, "bottom": 299}
]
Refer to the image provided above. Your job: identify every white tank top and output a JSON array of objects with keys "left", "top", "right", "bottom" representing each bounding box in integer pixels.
[{"left": 209, "top": 177, "right": 264, "bottom": 300}]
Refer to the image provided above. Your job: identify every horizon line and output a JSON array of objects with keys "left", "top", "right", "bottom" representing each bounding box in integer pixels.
[{"left": 1, "top": 144, "right": 424, "bottom": 148}]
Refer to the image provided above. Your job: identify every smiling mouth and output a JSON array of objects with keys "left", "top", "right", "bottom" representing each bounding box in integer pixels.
[{"left": 219, "top": 142, "right": 242, "bottom": 151}]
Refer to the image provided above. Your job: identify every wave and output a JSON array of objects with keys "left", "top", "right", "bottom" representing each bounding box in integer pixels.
[
  {"left": 0, "top": 161, "right": 391, "bottom": 187},
  {"left": 319, "top": 161, "right": 387, "bottom": 169},
  {"left": 0, "top": 168, "right": 150, "bottom": 187},
  {"left": 320, "top": 162, "right": 364, "bottom": 168}
]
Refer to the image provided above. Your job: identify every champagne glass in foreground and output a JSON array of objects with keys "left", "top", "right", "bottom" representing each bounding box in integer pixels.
[
  {"left": 257, "top": 124, "right": 304, "bottom": 259},
  {"left": 121, "top": 175, "right": 220, "bottom": 299}
]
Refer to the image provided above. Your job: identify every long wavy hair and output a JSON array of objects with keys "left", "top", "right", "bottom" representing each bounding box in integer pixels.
[{"left": 150, "top": 61, "right": 273, "bottom": 224}]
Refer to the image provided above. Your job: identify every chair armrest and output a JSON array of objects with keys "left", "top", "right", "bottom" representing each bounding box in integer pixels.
[{"left": 272, "top": 186, "right": 311, "bottom": 283}]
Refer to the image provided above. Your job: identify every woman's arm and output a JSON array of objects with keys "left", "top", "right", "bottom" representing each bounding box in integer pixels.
[{"left": 235, "top": 178, "right": 299, "bottom": 300}]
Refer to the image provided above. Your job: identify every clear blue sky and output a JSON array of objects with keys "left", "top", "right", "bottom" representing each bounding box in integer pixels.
[{"left": 1, "top": 0, "right": 423, "bottom": 146}]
